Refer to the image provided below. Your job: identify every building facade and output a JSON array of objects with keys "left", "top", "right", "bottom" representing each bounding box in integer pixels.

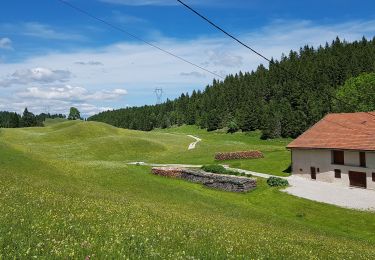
[
  {"left": 291, "top": 149, "right": 375, "bottom": 190},
  {"left": 287, "top": 112, "right": 375, "bottom": 190}
]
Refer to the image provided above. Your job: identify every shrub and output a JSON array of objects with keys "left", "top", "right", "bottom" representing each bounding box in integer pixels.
[
  {"left": 227, "top": 121, "right": 239, "bottom": 134},
  {"left": 240, "top": 172, "right": 252, "bottom": 177},
  {"left": 296, "top": 212, "right": 306, "bottom": 218},
  {"left": 201, "top": 164, "right": 227, "bottom": 174},
  {"left": 267, "top": 177, "right": 289, "bottom": 187},
  {"left": 226, "top": 169, "right": 240, "bottom": 175},
  {"left": 201, "top": 165, "right": 252, "bottom": 178}
]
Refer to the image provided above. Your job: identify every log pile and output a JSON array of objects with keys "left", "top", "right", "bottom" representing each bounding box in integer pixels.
[{"left": 214, "top": 151, "right": 264, "bottom": 161}]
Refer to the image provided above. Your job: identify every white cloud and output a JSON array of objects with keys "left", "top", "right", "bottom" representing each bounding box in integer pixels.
[
  {"left": 18, "top": 85, "right": 86, "bottom": 101},
  {"left": 18, "top": 85, "right": 127, "bottom": 102},
  {"left": 0, "top": 38, "right": 12, "bottom": 50},
  {"left": 0, "top": 97, "right": 113, "bottom": 118},
  {"left": 180, "top": 71, "right": 206, "bottom": 78},
  {"left": 0, "top": 67, "right": 72, "bottom": 87},
  {"left": 205, "top": 50, "right": 244, "bottom": 67},
  {"left": 79, "top": 103, "right": 114, "bottom": 116},
  {"left": 11, "top": 85, "right": 127, "bottom": 117},
  {"left": 0, "top": 22, "right": 85, "bottom": 41},
  {"left": 86, "top": 88, "right": 128, "bottom": 100},
  {"left": 112, "top": 11, "right": 147, "bottom": 24},
  {"left": 74, "top": 61, "right": 104, "bottom": 66}
]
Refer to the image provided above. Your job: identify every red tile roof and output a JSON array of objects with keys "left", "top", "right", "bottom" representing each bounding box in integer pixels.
[{"left": 287, "top": 112, "right": 375, "bottom": 151}]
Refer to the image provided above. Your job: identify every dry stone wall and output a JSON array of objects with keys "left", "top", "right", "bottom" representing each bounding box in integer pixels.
[{"left": 151, "top": 167, "right": 256, "bottom": 193}]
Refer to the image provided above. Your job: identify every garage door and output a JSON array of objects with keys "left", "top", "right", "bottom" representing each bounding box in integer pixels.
[{"left": 349, "top": 171, "right": 367, "bottom": 188}]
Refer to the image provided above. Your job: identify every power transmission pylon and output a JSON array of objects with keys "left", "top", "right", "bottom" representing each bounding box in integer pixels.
[
  {"left": 154, "top": 88, "right": 163, "bottom": 104},
  {"left": 44, "top": 105, "right": 51, "bottom": 115}
]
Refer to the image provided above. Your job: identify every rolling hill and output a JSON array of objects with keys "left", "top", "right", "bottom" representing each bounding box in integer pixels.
[{"left": 0, "top": 120, "right": 374, "bottom": 258}]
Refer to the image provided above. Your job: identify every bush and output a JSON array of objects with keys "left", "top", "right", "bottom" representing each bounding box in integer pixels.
[
  {"left": 240, "top": 172, "right": 252, "bottom": 177},
  {"left": 227, "top": 121, "right": 239, "bottom": 134},
  {"left": 267, "top": 177, "right": 289, "bottom": 187},
  {"left": 201, "top": 165, "right": 252, "bottom": 178},
  {"left": 201, "top": 164, "right": 227, "bottom": 174}
]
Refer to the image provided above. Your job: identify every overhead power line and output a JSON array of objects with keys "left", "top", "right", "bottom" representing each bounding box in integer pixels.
[
  {"left": 176, "top": 0, "right": 375, "bottom": 120},
  {"left": 177, "top": 0, "right": 271, "bottom": 63},
  {"left": 57, "top": 0, "right": 225, "bottom": 80}
]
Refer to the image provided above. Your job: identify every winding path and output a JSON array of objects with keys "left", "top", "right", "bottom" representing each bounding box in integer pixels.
[{"left": 187, "top": 135, "right": 201, "bottom": 150}]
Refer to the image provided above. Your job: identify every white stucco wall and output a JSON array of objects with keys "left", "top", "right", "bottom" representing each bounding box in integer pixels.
[
  {"left": 291, "top": 149, "right": 375, "bottom": 190},
  {"left": 345, "top": 151, "right": 360, "bottom": 166},
  {"left": 367, "top": 153, "right": 375, "bottom": 169}
]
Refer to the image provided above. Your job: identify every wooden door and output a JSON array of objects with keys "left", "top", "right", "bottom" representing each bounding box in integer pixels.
[
  {"left": 349, "top": 171, "right": 367, "bottom": 188},
  {"left": 310, "top": 167, "right": 316, "bottom": 180}
]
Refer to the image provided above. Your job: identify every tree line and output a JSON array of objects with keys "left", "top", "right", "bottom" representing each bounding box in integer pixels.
[
  {"left": 0, "top": 108, "right": 66, "bottom": 128},
  {"left": 92, "top": 37, "right": 375, "bottom": 138}
]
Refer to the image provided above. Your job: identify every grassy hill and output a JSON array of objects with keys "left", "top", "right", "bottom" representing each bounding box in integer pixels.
[
  {"left": 1, "top": 120, "right": 374, "bottom": 258},
  {"left": 154, "top": 125, "right": 291, "bottom": 175}
]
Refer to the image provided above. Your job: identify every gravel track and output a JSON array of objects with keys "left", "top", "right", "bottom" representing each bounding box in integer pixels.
[{"left": 187, "top": 135, "right": 201, "bottom": 150}]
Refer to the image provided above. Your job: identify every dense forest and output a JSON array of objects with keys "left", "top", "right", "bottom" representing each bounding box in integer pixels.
[
  {"left": 88, "top": 37, "right": 375, "bottom": 138},
  {"left": 0, "top": 108, "right": 66, "bottom": 128}
]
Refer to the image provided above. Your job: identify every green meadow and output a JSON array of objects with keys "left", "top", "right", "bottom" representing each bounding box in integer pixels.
[
  {"left": 154, "top": 125, "right": 291, "bottom": 176},
  {"left": 0, "top": 120, "right": 374, "bottom": 259}
]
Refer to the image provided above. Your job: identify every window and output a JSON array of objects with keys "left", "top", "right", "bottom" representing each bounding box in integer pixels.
[
  {"left": 332, "top": 151, "right": 344, "bottom": 165},
  {"left": 372, "top": 173, "right": 375, "bottom": 182},
  {"left": 360, "top": 152, "right": 366, "bottom": 167},
  {"left": 334, "top": 169, "right": 341, "bottom": 179}
]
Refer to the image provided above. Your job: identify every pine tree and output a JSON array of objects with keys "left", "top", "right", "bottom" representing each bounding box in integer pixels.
[{"left": 21, "top": 108, "right": 37, "bottom": 127}]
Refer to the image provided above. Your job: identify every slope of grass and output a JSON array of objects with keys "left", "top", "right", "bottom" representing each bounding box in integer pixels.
[
  {"left": 154, "top": 125, "right": 291, "bottom": 176},
  {"left": 0, "top": 120, "right": 374, "bottom": 259},
  {"left": 43, "top": 117, "right": 68, "bottom": 126}
]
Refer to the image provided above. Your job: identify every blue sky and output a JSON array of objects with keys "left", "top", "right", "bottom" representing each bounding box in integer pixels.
[{"left": 0, "top": 0, "right": 375, "bottom": 117}]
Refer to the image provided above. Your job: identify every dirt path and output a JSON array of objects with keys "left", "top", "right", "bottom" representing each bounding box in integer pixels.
[{"left": 187, "top": 135, "right": 201, "bottom": 150}]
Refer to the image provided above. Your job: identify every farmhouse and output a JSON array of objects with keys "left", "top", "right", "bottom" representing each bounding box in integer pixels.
[{"left": 287, "top": 112, "right": 375, "bottom": 190}]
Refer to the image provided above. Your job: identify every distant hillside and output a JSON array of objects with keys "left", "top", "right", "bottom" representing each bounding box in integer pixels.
[{"left": 89, "top": 37, "right": 375, "bottom": 138}]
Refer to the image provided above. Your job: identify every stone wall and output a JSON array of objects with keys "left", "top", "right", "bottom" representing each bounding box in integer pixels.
[
  {"left": 214, "top": 151, "right": 264, "bottom": 161},
  {"left": 152, "top": 167, "right": 256, "bottom": 192}
]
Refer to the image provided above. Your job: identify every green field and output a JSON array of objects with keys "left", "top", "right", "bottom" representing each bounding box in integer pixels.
[
  {"left": 154, "top": 125, "right": 292, "bottom": 176},
  {"left": 1, "top": 120, "right": 374, "bottom": 259}
]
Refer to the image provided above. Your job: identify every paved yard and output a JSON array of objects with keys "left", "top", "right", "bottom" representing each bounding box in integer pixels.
[
  {"left": 232, "top": 168, "right": 375, "bottom": 211},
  {"left": 284, "top": 176, "right": 375, "bottom": 211}
]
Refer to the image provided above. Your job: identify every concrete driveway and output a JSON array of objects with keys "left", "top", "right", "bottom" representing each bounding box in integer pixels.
[{"left": 284, "top": 176, "right": 375, "bottom": 211}]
